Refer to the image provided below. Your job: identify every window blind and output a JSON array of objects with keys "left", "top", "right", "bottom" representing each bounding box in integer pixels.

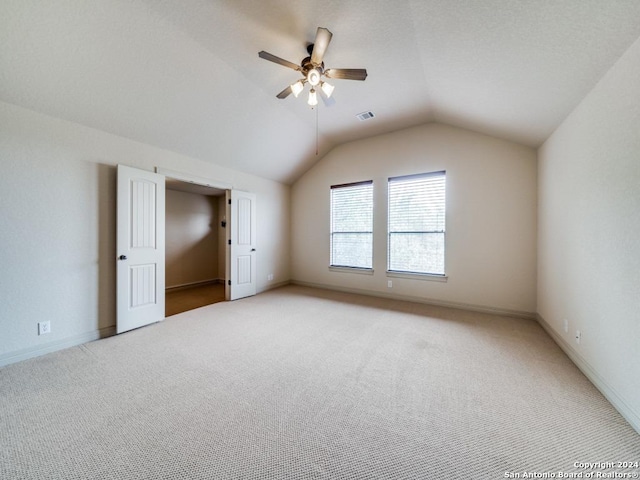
[
  {"left": 388, "top": 171, "right": 446, "bottom": 275},
  {"left": 330, "top": 181, "right": 373, "bottom": 269}
]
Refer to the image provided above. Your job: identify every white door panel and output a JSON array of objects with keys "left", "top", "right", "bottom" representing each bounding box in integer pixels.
[
  {"left": 117, "top": 165, "right": 165, "bottom": 333},
  {"left": 229, "top": 190, "right": 256, "bottom": 300}
]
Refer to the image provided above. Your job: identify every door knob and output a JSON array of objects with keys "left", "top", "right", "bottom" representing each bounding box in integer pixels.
[{"left": 118, "top": 255, "right": 127, "bottom": 260}]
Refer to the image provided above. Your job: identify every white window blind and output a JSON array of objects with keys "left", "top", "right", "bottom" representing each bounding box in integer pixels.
[
  {"left": 388, "top": 171, "right": 446, "bottom": 275},
  {"left": 330, "top": 181, "right": 373, "bottom": 269}
]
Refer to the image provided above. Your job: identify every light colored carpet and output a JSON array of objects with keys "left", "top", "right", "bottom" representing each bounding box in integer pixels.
[{"left": 1, "top": 285, "right": 638, "bottom": 479}]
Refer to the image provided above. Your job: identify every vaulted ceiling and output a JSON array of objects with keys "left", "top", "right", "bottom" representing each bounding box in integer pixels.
[{"left": 2, "top": 1, "right": 640, "bottom": 184}]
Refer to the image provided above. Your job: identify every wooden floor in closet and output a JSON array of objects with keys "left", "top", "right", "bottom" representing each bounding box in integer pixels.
[{"left": 165, "top": 282, "right": 226, "bottom": 317}]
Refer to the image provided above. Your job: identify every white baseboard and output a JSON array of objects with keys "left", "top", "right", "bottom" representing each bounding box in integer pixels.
[
  {"left": 291, "top": 280, "right": 536, "bottom": 319},
  {"left": 0, "top": 326, "right": 116, "bottom": 368},
  {"left": 536, "top": 313, "right": 640, "bottom": 435},
  {"left": 259, "top": 280, "right": 291, "bottom": 293}
]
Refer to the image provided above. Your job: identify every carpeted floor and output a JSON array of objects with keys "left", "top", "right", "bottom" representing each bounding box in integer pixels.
[{"left": 1, "top": 285, "right": 638, "bottom": 479}]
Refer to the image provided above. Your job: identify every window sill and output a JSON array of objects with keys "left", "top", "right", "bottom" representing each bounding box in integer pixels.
[
  {"left": 386, "top": 271, "right": 448, "bottom": 282},
  {"left": 329, "top": 266, "right": 374, "bottom": 276}
]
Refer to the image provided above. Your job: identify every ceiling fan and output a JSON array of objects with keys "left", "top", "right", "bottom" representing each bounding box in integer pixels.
[{"left": 258, "top": 27, "right": 368, "bottom": 107}]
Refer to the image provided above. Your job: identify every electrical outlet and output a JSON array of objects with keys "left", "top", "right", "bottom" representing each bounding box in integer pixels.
[
  {"left": 267, "top": 274, "right": 273, "bottom": 281},
  {"left": 563, "top": 319, "right": 569, "bottom": 333},
  {"left": 38, "top": 321, "right": 51, "bottom": 335},
  {"left": 387, "top": 280, "right": 393, "bottom": 288},
  {"left": 575, "top": 330, "right": 581, "bottom": 345}
]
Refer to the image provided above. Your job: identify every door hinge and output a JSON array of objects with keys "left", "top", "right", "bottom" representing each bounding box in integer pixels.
[
  {"left": 228, "top": 239, "right": 231, "bottom": 245},
  {"left": 228, "top": 199, "right": 231, "bottom": 205},
  {"left": 228, "top": 280, "right": 231, "bottom": 286}
]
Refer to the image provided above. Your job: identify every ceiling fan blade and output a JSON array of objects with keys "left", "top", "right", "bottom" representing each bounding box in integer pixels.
[
  {"left": 276, "top": 85, "right": 292, "bottom": 99},
  {"left": 310, "top": 27, "right": 333, "bottom": 65},
  {"left": 258, "top": 51, "right": 301, "bottom": 71},
  {"left": 325, "top": 68, "right": 368, "bottom": 81}
]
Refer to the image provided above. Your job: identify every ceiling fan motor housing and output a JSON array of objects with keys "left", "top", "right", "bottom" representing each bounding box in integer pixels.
[{"left": 302, "top": 55, "right": 324, "bottom": 71}]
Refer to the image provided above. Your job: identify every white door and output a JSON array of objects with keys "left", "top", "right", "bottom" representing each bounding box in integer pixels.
[
  {"left": 116, "top": 165, "right": 166, "bottom": 333},
  {"left": 229, "top": 189, "right": 256, "bottom": 300}
]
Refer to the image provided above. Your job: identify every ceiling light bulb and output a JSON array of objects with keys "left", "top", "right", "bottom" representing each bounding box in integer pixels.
[
  {"left": 321, "top": 81, "right": 334, "bottom": 98},
  {"left": 308, "top": 88, "right": 318, "bottom": 106},
  {"left": 290, "top": 80, "right": 304, "bottom": 98},
  {"left": 307, "top": 68, "right": 321, "bottom": 86}
]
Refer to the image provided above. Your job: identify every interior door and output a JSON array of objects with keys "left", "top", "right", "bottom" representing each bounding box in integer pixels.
[
  {"left": 229, "top": 189, "right": 256, "bottom": 300},
  {"left": 116, "top": 165, "right": 166, "bottom": 333}
]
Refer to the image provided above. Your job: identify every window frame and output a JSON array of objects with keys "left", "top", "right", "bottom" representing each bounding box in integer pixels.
[
  {"left": 387, "top": 171, "right": 447, "bottom": 279},
  {"left": 329, "top": 180, "right": 374, "bottom": 272}
]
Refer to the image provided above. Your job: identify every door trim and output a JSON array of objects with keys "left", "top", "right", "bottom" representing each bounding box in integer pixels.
[{"left": 155, "top": 167, "right": 232, "bottom": 191}]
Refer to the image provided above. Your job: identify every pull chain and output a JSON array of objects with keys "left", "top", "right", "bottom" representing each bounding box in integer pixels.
[{"left": 315, "top": 104, "right": 319, "bottom": 155}]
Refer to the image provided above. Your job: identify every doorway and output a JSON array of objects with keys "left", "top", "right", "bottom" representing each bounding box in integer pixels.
[
  {"left": 116, "top": 165, "right": 257, "bottom": 334},
  {"left": 164, "top": 178, "right": 227, "bottom": 317}
]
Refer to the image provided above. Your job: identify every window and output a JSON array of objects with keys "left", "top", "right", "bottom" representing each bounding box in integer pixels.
[
  {"left": 330, "top": 181, "right": 373, "bottom": 269},
  {"left": 388, "top": 171, "right": 446, "bottom": 275}
]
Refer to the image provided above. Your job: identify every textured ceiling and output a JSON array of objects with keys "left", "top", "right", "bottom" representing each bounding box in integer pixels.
[{"left": 2, "top": 1, "right": 640, "bottom": 184}]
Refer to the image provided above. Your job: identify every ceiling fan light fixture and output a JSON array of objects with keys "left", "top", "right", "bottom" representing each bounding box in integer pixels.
[
  {"left": 320, "top": 81, "right": 334, "bottom": 98},
  {"left": 307, "top": 68, "right": 321, "bottom": 86},
  {"left": 308, "top": 88, "right": 318, "bottom": 106},
  {"left": 290, "top": 80, "right": 304, "bottom": 97}
]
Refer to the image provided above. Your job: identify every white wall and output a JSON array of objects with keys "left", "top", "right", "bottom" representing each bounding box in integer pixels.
[
  {"left": 291, "top": 123, "right": 537, "bottom": 316},
  {"left": 166, "top": 189, "right": 220, "bottom": 288},
  {"left": 0, "top": 101, "right": 290, "bottom": 366},
  {"left": 537, "top": 37, "right": 640, "bottom": 430}
]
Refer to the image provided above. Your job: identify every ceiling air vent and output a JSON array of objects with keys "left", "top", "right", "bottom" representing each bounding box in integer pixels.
[{"left": 356, "top": 111, "right": 375, "bottom": 121}]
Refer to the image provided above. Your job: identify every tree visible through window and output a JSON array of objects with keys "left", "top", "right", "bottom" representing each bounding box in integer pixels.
[
  {"left": 330, "top": 181, "right": 373, "bottom": 269},
  {"left": 388, "top": 172, "right": 446, "bottom": 275}
]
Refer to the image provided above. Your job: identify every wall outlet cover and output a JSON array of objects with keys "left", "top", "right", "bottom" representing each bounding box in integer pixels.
[{"left": 38, "top": 321, "right": 51, "bottom": 335}]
